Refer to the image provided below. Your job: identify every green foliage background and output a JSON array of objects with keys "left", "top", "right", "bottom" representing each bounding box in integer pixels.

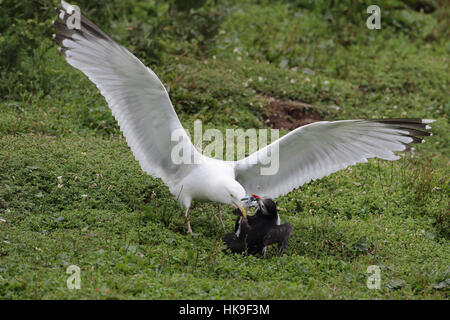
[{"left": 0, "top": 0, "right": 449, "bottom": 299}]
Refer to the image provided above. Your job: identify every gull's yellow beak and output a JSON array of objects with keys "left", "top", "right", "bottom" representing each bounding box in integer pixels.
[
  {"left": 240, "top": 205, "right": 247, "bottom": 219},
  {"left": 232, "top": 201, "right": 247, "bottom": 219}
]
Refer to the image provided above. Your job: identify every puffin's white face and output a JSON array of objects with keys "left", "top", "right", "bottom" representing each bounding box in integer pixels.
[{"left": 253, "top": 195, "right": 277, "bottom": 217}]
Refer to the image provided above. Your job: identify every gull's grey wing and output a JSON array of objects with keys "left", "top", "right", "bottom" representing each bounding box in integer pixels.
[
  {"left": 234, "top": 119, "right": 433, "bottom": 198},
  {"left": 53, "top": 2, "right": 200, "bottom": 190}
]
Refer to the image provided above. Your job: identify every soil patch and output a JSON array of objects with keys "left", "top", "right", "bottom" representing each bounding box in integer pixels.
[{"left": 262, "top": 99, "right": 323, "bottom": 130}]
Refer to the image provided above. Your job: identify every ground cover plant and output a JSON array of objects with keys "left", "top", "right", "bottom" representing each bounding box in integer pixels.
[{"left": 0, "top": 0, "right": 449, "bottom": 299}]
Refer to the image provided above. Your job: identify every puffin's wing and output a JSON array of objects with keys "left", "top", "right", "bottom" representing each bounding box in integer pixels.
[
  {"left": 263, "top": 223, "right": 293, "bottom": 257},
  {"left": 224, "top": 219, "right": 253, "bottom": 254},
  {"left": 234, "top": 119, "right": 433, "bottom": 198},
  {"left": 223, "top": 233, "right": 244, "bottom": 254},
  {"left": 53, "top": 1, "right": 198, "bottom": 188}
]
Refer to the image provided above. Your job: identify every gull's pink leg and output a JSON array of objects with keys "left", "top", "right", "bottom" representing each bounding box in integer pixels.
[
  {"left": 216, "top": 204, "right": 225, "bottom": 228},
  {"left": 185, "top": 207, "right": 193, "bottom": 234}
]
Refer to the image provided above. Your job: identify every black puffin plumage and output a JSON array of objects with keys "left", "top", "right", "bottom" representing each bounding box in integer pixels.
[{"left": 223, "top": 197, "right": 293, "bottom": 257}]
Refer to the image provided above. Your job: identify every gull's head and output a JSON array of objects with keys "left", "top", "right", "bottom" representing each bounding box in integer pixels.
[
  {"left": 252, "top": 194, "right": 277, "bottom": 217},
  {"left": 219, "top": 178, "right": 247, "bottom": 218}
]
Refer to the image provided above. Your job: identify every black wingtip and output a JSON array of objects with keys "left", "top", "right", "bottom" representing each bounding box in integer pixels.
[
  {"left": 57, "top": 46, "right": 68, "bottom": 56},
  {"left": 372, "top": 118, "right": 434, "bottom": 144},
  {"left": 53, "top": 2, "right": 114, "bottom": 49},
  {"left": 368, "top": 118, "right": 434, "bottom": 156}
]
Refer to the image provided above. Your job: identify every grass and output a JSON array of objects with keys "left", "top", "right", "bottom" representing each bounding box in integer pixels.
[{"left": 0, "top": 0, "right": 449, "bottom": 299}]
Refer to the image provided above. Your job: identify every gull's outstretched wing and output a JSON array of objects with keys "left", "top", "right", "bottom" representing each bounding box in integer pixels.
[
  {"left": 234, "top": 119, "right": 434, "bottom": 198},
  {"left": 53, "top": 1, "right": 198, "bottom": 189}
]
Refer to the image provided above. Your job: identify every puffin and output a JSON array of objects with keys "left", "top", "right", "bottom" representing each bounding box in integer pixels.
[{"left": 223, "top": 195, "right": 293, "bottom": 257}]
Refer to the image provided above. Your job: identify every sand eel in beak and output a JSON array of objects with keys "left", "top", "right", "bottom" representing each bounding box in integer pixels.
[
  {"left": 53, "top": 1, "right": 434, "bottom": 234},
  {"left": 224, "top": 196, "right": 293, "bottom": 257}
]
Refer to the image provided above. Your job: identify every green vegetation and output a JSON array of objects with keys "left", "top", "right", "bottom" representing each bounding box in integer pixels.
[{"left": 0, "top": 0, "right": 449, "bottom": 299}]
